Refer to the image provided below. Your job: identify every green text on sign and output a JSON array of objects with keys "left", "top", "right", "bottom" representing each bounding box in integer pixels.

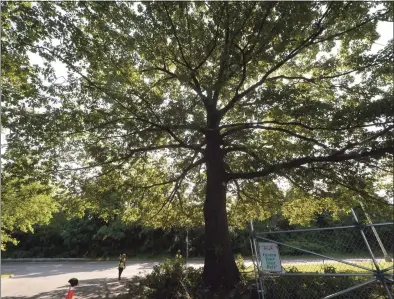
[{"left": 258, "top": 242, "right": 282, "bottom": 272}]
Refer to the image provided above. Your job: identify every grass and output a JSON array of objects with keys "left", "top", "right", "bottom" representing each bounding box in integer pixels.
[
  {"left": 244, "top": 261, "right": 394, "bottom": 276},
  {"left": 1, "top": 273, "right": 13, "bottom": 279},
  {"left": 284, "top": 261, "right": 394, "bottom": 274}
]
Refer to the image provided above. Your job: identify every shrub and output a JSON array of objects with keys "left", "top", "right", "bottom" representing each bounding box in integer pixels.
[
  {"left": 124, "top": 254, "right": 258, "bottom": 299},
  {"left": 322, "top": 265, "right": 336, "bottom": 274},
  {"left": 126, "top": 253, "right": 202, "bottom": 299},
  {"left": 263, "top": 274, "right": 393, "bottom": 299},
  {"left": 122, "top": 256, "right": 393, "bottom": 299}
]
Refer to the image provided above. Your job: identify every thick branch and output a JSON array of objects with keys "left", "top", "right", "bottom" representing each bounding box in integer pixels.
[
  {"left": 227, "top": 146, "right": 394, "bottom": 181},
  {"left": 220, "top": 121, "right": 392, "bottom": 132},
  {"left": 222, "top": 124, "right": 329, "bottom": 149}
]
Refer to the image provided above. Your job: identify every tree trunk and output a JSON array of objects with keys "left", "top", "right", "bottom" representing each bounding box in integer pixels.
[{"left": 202, "top": 125, "right": 240, "bottom": 291}]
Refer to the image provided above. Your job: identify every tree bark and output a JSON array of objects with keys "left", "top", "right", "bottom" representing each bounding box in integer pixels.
[{"left": 202, "top": 122, "right": 240, "bottom": 291}]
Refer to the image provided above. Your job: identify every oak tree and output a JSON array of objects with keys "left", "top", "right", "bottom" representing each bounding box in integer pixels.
[{"left": 3, "top": 2, "right": 393, "bottom": 289}]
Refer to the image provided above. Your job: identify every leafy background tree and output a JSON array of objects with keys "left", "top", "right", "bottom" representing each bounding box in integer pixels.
[
  {"left": 2, "top": 1, "right": 393, "bottom": 290},
  {"left": 1, "top": 176, "right": 58, "bottom": 250}
]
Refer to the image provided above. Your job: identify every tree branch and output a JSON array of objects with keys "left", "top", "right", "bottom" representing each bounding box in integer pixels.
[
  {"left": 29, "top": 45, "right": 165, "bottom": 131},
  {"left": 193, "top": 18, "right": 221, "bottom": 71},
  {"left": 234, "top": 50, "right": 247, "bottom": 96},
  {"left": 330, "top": 125, "right": 394, "bottom": 156},
  {"left": 244, "top": 2, "right": 277, "bottom": 57},
  {"left": 267, "top": 61, "right": 383, "bottom": 84},
  {"left": 164, "top": 4, "right": 192, "bottom": 69},
  {"left": 220, "top": 24, "right": 325, "bottom": 116},
  {"left": 222, "top": 124, "right": 329, "bottom": 149},
  {"left": 309, "top": 166, "right": 387, "bottom": 203},
  {"left": 223, "top": 145, "right": 264, "bottom": 166},
  {"left": 220, "top": 121, "right": 392, "bottom": 132},
  {"left": 220, "top": 11, "right": 381, "bottom": 117},
  {"left": 56, "top": 144, "right": 202, "bottom": 172},
  {"left": 227, "top": 145, "right": 394, "bottom": 181},
  {"left": 213, "top": 3, "right": 231, "bottom": 105},
  {"left": 145, "top": 156, "right": 205, "bottom": 221}
]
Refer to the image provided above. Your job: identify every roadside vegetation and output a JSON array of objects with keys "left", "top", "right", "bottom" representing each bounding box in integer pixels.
[{"left": 118, "top": 255, "right": 393, "bottom": 299}]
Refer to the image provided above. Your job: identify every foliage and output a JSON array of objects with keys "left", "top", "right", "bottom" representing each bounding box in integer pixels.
[
  {"left": 284, "top": 262, "right": 394, "bottom": 274},
  {"left": 322, "top": 265, "right": 337, "bottom": 274},
  {"left": 127, "top": 253, "right": 203, "bottom": 299},
  {"left": 3, "top": 1, "right": 393, "bottom": 226},
  {"left": 263, "top": 275, "right": 392, "bottom": 299},
  {"left": 126, "top": 254, "right": 257, "bottom": 299},
  {"left": 266, "top": 265, "right": 394, "bottom": 299},
  {"left": 123, "top": 260, "right": 393, "bottom": 299},
  {"left": 4, "top": 207, "right": 393, "bottom": 259},
  {"left": 1, "top": 176, "right": 58, "bottom": 250},
  {"left": 3, "top": 1, "right": 394, "bottom": 287},
  {"left": 3, "top": 212, "right": 206, "bottom": 258}
]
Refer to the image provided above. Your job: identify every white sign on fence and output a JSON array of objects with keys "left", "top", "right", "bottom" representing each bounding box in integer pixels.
[{"left": 258, "top": 242, "right": 282, "bottom": 272}]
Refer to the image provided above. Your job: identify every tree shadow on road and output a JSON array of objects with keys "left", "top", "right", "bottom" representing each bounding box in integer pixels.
[
  {"left": 3, "top": 277, "right": 130, "bottom": 299},
  {"left": 5, "top": 261, "right": 156, "bottom": 279}
]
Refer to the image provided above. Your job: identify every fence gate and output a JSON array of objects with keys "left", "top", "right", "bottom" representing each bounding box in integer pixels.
[{"left": 250, "top": 209, "right": 394, "bottom": 299}]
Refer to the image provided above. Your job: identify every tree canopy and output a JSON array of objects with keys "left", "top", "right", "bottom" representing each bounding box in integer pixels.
[
  {"left": 1, "top": 175, "right": 58, "bottom": 250},
  {"left": 2, "top": 1, "right": 393, "bottom": 289}
]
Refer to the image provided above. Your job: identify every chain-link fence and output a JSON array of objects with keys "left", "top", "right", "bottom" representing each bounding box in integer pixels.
[{"left": 250, "top": 209, "right": 394, "bottom": 299}]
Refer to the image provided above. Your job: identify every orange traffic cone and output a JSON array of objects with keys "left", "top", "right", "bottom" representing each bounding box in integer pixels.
[{"left": 65, "top": 286, "right": 75, "bottom": 299}]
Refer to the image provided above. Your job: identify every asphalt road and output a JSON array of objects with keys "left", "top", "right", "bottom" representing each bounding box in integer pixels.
[
  {"left": 1, "top": 258, "right": 389, "bottom": 298},
  {"left": 1, "top": 261, "right": 166, "bottom": 299},
  {"left": 1, "top": 260, "right": 214, "bottom": 299}
]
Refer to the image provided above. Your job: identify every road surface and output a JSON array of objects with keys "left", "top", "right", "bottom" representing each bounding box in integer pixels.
[
  {"left": 1, "top": 260, "right": 213, "bottom": 299},
  {"left": 1, "top": 258, "right": 389, "bottom": 298},
  {"left": 1, "top": 260, "right": 165, "bottom": 299}
]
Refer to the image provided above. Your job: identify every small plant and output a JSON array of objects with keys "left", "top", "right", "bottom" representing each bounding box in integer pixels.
[
  {"left": 322, "top": 265, "right": 337, "bottom": 274},
  {"left": 235, "top": 254, "right": 247, "bottom": 272},
  {"left": 285, "top": 266, "right": 299, "bottom": 273}
]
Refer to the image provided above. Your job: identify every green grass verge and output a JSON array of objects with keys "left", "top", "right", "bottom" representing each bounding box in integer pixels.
[
  {"left": 285, "top": 261, "right": 394, "bottom": 274},
  {"left": 245, "top": 261, "right": 394, "bottom": 275},
  {"left": 1, "top": 273, "right": 13, "bottom": 279}
]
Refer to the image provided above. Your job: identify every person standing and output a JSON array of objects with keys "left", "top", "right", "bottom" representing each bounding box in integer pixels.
[
  {"left": 66, "top": 278, "right": 78, "bottom": 299},
  {"left": 118, "top": 254, "right": 126, "bottom": 280}
]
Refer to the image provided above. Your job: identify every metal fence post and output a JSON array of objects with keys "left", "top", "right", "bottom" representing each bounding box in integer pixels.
[
  {"left": 185, "top": 228, "right": 189, "bottom": 264},
  {"left": 250, "top": 220, "right": 265, "bottom": 299},
  {"left": 351, "top": 208, "right": 393, "bottom": 299},
  {"left": 359, "top": 200, "right": 392, "bottom": 262}
]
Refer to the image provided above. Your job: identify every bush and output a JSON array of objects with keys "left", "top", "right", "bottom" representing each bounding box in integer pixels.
[
  {"left": 122, "top": 257, "right": 393, "bottom": 299},
  {"left": 264, "top": 266, "right": 393, "bottom": 299},
  {"left": 264, "top": 275, "right": 392, "bottom": 299},
  {"left": 124, "top": 254, "right": 258, "bottom": 299},
  {"left": 127, "top": 253, "right": 203, "bottom": 299}
]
